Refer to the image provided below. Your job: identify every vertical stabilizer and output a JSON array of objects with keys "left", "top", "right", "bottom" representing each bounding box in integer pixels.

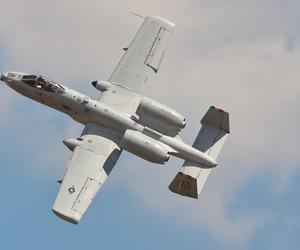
[{"left": 169, "top": 106, "right": 230, "bottom": 198}]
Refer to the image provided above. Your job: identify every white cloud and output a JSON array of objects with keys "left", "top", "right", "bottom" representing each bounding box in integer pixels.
[{"left": 0, "top": 0, "right": 300, "bottom": 246}]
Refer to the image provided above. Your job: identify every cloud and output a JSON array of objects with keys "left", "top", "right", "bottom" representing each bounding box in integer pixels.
[{"left": 0, "top": 0, "right": 300, "bottom": 247}]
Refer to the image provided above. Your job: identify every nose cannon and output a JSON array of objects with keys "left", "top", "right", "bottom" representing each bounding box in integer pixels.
[{"left": 1, "top": 73, "right": 8, "bottom": 82}]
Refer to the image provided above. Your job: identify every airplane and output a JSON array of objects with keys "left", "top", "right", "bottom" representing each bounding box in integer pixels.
[{"left": 0, "top": 16, "right": 230, "bottom": 224}]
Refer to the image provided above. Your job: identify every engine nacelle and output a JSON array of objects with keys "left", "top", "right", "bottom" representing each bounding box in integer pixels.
[
  {"left": 119, "top": 130, "right": 170, "bottom": 164},
  {"left": 92, "top": 80, "right": 113, "bottom": 92},
  {"left": 136, "top": 97, "right": 186, "bottom": 135}
]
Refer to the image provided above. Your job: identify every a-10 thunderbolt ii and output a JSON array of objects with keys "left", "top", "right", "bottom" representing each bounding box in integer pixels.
[{"left": 1, "top": 16, "right": 230, "bottom": 224}]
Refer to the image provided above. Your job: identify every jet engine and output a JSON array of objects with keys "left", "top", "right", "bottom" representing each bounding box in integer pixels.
[
  {"left": 120, "top": 130, "right": 170, "bottom": 164},
  {"left": 136, "top": 97, "right": 186, "bottom": 135}
]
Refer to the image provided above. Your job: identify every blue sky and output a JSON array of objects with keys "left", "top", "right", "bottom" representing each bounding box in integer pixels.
[{"left": 1, "top": 0, "right": 300, "bottom": 249}]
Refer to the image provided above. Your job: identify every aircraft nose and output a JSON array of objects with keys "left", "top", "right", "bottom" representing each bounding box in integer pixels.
[
  {"left": 1, "top": 72, "right": 18, "bottom": 82},
  {"left": 1, "top": 72, "right": 15, "bottom": 83}
]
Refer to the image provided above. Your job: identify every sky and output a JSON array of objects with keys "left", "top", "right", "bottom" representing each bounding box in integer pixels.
[{"left": 0, "top": 0, "right": 300, "bottom": 249}]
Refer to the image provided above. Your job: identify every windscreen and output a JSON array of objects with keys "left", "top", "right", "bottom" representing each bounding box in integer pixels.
[{"left": 22, "top": 75, "right": 65, "bottom": 93}]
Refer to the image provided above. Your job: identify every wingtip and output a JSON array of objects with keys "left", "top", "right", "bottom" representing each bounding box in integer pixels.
[
  {"left": 148, "top": 16, "right": 176, "bottom": 29},
  {"left": 52, "top": 208, "right": 81, "bottom": 225}
]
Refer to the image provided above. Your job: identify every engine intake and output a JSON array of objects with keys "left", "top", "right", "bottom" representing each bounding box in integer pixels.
[{"left": 119, "top": 130, "right": 170, "bottom": 164}]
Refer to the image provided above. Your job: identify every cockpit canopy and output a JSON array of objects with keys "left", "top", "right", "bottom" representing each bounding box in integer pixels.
[{"left": 22, "top": 75, "right": 65, "bottom": 93}]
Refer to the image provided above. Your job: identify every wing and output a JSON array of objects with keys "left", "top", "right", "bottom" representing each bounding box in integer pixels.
[
  {"left": 52, "top": 124, "right": 121, "bottom": 224},
  {"left": 99, "top": 16, "right": 175, "bottom": 115}
]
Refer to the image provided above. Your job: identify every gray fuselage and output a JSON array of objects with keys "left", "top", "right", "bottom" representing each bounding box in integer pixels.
[{"left": 1, "top": 72, "right": 217, "bottom": 167}]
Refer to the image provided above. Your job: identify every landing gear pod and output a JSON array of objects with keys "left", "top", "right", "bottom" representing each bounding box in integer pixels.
[{"left": 92, "top": 81, "right": 113, "bottom": 92}]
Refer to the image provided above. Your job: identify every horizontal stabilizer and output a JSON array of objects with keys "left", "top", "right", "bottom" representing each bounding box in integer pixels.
[{"left": 169, "top": 106, "right": 230, "bottom": 199}]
